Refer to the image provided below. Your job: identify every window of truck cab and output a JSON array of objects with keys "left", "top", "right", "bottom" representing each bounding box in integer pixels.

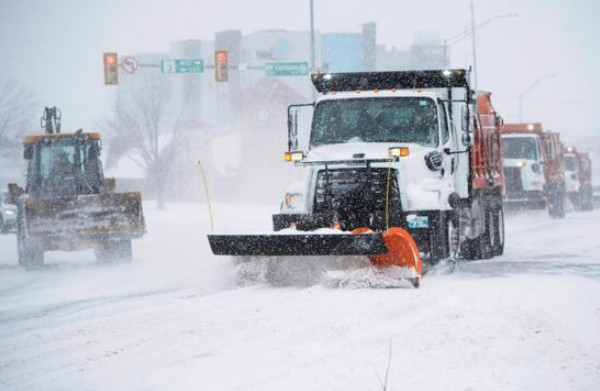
[
  {"left": 502, "top": 136, "right": 541, "bottom": 161},
  {"left": 310, "top": 97, "right": 439, "bottom": 148}
]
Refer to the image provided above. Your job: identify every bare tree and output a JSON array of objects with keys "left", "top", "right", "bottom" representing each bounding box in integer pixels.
[
  {"left": 0, "top": 79, "right": 37, "bottom": 157},
  {"left": 103, "top": 76, "right": 185, "bottom": 210}
]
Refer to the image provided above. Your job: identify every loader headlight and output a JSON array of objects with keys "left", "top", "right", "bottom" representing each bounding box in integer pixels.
[{"left": 284, "top": 193, "right": 303, "bottom": 209}]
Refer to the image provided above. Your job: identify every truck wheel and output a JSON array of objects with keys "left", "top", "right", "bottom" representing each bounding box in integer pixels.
[
  {"left": 446, "top": 215, "right": 459, "bottom": 260},
  {"left": 18, "top": 235, "right": 44, "bottom": 270},
  {"left": 0, "top": 217, "right": 8, "bottom": 234},
  {"left": 584, "top": 187, "right": 594, "bottom": 211},
  {"left": 463, "top": 209, "right": 493, "bottom": 260},
  {"left": 492, "top": 206, "right": 505, "bottom": 256},
  {"left": 95, "top": 240, "right": 133, "bottom": 263},
  {"left": 549, "top": 192, "right": 566, "bottom": 218}
]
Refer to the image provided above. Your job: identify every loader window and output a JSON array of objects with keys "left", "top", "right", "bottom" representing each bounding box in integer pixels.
[
  {"left": 502, "top": 137, "right": 540, "bottom": 160},
  {"left": 310, "top": 97, "right": 438, "bottom": 147}
]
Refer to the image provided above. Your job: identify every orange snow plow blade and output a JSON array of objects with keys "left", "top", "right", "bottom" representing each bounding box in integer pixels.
[{"left": 353, "top": 227, "right": 423, "bottom": 286}]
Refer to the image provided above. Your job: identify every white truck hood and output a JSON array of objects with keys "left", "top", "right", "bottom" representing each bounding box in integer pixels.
[{"left": 305, "top": 142, "right": 428, "bottom": 162}]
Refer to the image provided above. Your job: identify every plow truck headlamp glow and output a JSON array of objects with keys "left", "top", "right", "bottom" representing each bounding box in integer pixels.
[
  {"left": 284, "top": 193, "right": 303, "bottom": 209},
  {"left": 5, "top": 210, "right": 15, "bottom": 216},
  {"left": 388, "top": 147, "right": 409, "bottom": 159},
  {"left": 516, "top": 161, "right": 526, "bottom": 168},
  {"left": 284, "top": 151, "right": 304, "bottom": 162}
]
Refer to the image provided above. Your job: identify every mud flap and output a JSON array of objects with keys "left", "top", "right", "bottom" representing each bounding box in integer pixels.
[{"left": 353, "top": 227, "right": 423, "bottom": 287}]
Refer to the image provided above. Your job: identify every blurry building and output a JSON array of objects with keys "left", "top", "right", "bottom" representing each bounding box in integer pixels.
[{"left": 107, "top": 23, "right": 447, "bottom": 204}]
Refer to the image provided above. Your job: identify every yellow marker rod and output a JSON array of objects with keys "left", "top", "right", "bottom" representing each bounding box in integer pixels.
[{"left": 197, "top": 159, "right": 215, "bottom": 233}]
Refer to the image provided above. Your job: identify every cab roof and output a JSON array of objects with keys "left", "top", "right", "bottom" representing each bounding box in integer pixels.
[
  {"left": 24, "top": 132, "right": 101, "bottom": 144},
  {"left": 500, "top": 123, "right": 543, "bottom": 134}
]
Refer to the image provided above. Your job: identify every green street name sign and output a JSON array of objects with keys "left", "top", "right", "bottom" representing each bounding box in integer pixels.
[
  {"left": 161, "top": 59, "right": 204, "bottom": 74},
  {"left": 266, "top": 62, "right": 309, "bottom": 76}
]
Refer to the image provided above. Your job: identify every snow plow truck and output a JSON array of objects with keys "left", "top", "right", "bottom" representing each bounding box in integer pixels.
[
  {"left": 500, "top": 123, "right": 566, "bottom": 218},
  {"left": 208, "top": 70, "right": 505, "bottom": 287},
  {"left": 563, "top": 147, "right": 594, "bottom": 211},
  {"left": 8, "top": 107, "right": 145, "bottom": 269}
]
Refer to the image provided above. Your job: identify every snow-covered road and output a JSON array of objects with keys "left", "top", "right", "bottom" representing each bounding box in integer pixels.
[{"left": 1, "top": 203, "right": 599, "bottom": 390}]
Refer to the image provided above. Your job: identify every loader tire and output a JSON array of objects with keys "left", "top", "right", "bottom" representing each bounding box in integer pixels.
[
  {"left": 95, "top": 239, "right": 133, "bottom": 263},
  {"left": 18, "top": 235, "right": 44, "bottom": 270}
]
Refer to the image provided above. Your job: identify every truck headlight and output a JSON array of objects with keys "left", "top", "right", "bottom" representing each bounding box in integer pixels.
[
  {"left": 5, "top": 210, "right": 15, "bottom": 216},
  {"left": 284, "top": 193, "right": 303, "bottom": 209}
]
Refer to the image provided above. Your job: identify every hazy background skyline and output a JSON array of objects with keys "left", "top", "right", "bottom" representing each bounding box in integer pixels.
[{"left": 1, "top": 0, "right": 599, "bottom": 144}]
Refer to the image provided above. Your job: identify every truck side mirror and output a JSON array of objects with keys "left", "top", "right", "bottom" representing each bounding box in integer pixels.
[
  {"left": 8, "top": 183, "right": 24, "bottom": 204},
  {"left": 288, "top": 109, "right": 299, "bottom": 151}
]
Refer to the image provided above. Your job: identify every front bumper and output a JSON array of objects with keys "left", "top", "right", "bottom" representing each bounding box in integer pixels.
[{"left": 503, "top": 190, "right": 546, "bottom": 209}]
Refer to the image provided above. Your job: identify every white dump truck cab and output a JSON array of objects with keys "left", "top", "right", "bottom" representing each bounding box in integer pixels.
[
  {"left": 271, "top": 70, "right": 500, "bottom": 264},
  {"left": 208, "top": 69, "right": 505, "bottom": 282},
  {"left": 563, "top": 151, "right": 581, "bottom": 203},
  {"left": 501, "top": 133, "right": 546, "bottom": 209}
]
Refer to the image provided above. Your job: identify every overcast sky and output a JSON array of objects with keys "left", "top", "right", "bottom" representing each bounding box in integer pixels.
[{"left": 1, "top": 0, "right": 599, "bottom": 143}]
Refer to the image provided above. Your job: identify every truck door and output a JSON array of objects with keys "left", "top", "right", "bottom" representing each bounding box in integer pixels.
[{"left": 451, "top": 103, "right": 471, "bottom": 199}]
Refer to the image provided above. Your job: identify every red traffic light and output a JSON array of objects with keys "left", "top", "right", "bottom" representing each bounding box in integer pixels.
[
  {"left": 103, "top": 52, "right": 119, "bottom": 85},
  {"left": 215, "top": 50, "right": 229, "bottom": 82}
]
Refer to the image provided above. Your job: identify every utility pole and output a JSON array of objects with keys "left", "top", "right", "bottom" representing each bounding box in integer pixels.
[
  {"left": 310, "top": 0, "right": 316, "bottom": 72},
  {"left": 470, "top": 0, "right": 478, "bottom": 90},
  {"left": 519, "top": 73, "right": 556, "bottom": 121}
]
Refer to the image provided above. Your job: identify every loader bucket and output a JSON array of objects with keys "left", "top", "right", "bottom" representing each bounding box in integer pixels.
[
  {"left": 22, "top": 192, "right": 145, "bottom": 241},
  {"left": 208, "top": 232, "right": 389, "bottom": 256}
]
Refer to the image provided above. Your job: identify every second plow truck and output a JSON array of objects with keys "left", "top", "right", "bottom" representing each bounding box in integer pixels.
[
  {"left": 500, "top": 123, "right": 566, "bottom": 218},
  {"left": 209, "top": 70, "right": 505, "bottom": 287},
  {"left": 8, "top": 107, "right": 145, "bottom": 269},
  {"left": 563, "top": 147, "right": 594, "bottom": 210}
]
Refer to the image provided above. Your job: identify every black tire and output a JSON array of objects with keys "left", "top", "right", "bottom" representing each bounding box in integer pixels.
[
  {"left": 0, "top": 216, "right": 8, "bottom": 234},
  {"left": 548, "top": 186, "right": 566, "bottom": 219},
  {"left": 18, "top": 234, "right": 44, "bottom": 270},
  {"left": 583, "top": 187, "right": 594, "bottom": 211},
  {"left": 446, "top": 213, "right": 459, "bottom": 260},
  {"left": 492, "top": 205, "right": 505, "bottom": 256},
  {"left": 463, "top": 208, "right": 493, "bottom": 260},
  {"left": 95, "top": 239, "right": 133, "bottom": 263}
]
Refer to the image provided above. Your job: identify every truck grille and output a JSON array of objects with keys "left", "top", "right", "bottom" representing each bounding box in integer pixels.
[
  {"left": 313, "top": 167, "right": 401, "bottom": 230},
  {"left": 504, "top": 167, "right": 523, "bottom": 193}
]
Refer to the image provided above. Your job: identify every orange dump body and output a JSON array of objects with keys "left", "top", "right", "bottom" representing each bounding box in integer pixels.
[{"left": 472, "top": 92, "right": 504, "bottom": 192}]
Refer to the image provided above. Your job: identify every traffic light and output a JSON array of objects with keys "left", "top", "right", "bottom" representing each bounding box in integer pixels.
[
  {"left": 215, "top": 50, "right": 229, "bottom": 82},
  {"left": 103, "top": 52, "right": 119, "bottom": 85}
]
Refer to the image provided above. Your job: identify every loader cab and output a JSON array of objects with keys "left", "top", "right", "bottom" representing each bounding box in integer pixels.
[{"left": 24, "top": 133, "right": 105, "bottom": 197}]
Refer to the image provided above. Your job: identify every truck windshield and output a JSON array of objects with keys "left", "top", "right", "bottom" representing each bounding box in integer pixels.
[
  {"left": 502, "top": 137, "right": 539, "bottom": 160},
  {"left": 564, "top": 155, "right": 578, "bottom": 171},
  {"left": 310, "top": 97, "right": 438, "bottom": 147}
]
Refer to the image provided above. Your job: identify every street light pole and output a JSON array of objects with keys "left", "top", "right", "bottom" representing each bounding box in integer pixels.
[
  {"left": 310, "top": 0, "right": 316, "bottom": 72},
  {"left": 470, "top": 1, "right": 479, "bottom": 89},
  {"left": 519, "top": 73, "right": 556, "bottom": 122},
  {"left": 443, "top": 7, "right": 517, "bottom": 84}
]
